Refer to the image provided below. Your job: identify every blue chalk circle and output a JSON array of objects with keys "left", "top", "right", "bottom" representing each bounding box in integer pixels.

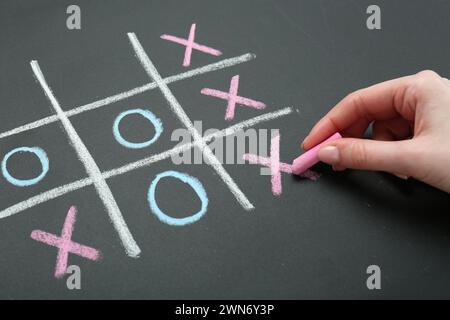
[
  {"left": 2, "top": 147, "right": 49, "bottom": 187},
  {"left": 113, "top": 108, "right": 163, "bottom": 149},
  {"left": 148, "top": 170, "right": 208, "bottom": 226}
]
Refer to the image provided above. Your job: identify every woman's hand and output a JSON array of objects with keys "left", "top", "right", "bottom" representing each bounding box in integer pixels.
[{"left": 302, "top": 70, "right": 450, "bottom": 194}]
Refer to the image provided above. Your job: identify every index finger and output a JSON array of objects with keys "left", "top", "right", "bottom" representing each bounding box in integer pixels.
[{"left": 302, "top": 75, "right": 416, "bottom": 150}]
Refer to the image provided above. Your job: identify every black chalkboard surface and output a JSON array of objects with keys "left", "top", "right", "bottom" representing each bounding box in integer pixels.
[{"left": 0, "top": 0, "right": 449, "bottom": 299}]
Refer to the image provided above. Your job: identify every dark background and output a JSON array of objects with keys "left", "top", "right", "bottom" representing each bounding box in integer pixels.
[{"left": 0, "top": 0, "right": 449, "bottom": 299}]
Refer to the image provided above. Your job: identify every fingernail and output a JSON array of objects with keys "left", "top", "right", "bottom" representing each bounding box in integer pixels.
[
  {"left": 318, "top": 146, "right": 340, "bottom": 164},
  {"left": 332, "top": 164, "right": 346, "bottom": 172},
  {"left": 301, "top": 136, "right": 309, "bottom": 149},
  {"left": 394, "top": 173, "right": 409, "bottom": 180}
]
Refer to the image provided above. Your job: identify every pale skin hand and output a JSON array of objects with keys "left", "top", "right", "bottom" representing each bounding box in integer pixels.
[{"left": 301, "top": 70, "right": 450, "bottom": 194}]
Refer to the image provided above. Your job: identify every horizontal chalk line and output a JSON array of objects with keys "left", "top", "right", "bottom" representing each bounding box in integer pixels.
[
  {"left": 0, "top": 53, "right": 255, "bottom": 140},
  {"left": 0, "top": 107, "right": 292, "bottom": 220}
]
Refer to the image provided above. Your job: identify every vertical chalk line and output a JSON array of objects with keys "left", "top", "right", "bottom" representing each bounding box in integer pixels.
[
  {"left": 0, "top": 108, "right": 293, "bottom": 220},
  {"left": 0, "top": 53, "right": 255, "bottom": 140},
  {"left": 127, "top": 32, "right": 254, "bottom": 210},
  {"left": 30, "top": 60, "right": 141, "bottom": 258}
]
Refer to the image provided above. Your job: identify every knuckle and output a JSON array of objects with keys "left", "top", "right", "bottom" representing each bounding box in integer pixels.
[
  {"left": 393, "top": 81, "right": 410, "bottom": 109},
  {"left": 401, "top": 141, "right": 429, "bottom": 180},
  {"left": 348, "top": 141, "right": 369, "bottom": 168},
  {"left": 416, "top": 70, "right": 441, "bottom": 83},
  {"left": 343, "top": 91, "right": 362, "bottom": 106},
  {"left": 408, "top": 70, "right": 442, "bottom": 102},
  {"left": 398, "top": 82, "right": 418, "bottom": 112},
  {"left": 344, "top": 91, "right": 370, "bottom": 120}
]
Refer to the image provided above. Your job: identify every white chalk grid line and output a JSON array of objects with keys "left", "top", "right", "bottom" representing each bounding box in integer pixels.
[{"left": 0, "top": 33, "right": 293, "bottom": 258}]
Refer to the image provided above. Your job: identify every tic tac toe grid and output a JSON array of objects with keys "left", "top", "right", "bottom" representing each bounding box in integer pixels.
[{"left": 0, "top": 31, "right": 294, "bottom": 258}]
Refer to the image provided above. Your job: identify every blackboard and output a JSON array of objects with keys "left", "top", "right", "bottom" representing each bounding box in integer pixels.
[{"left": 0, "top": 0, "right": 449, "bottom": 299}]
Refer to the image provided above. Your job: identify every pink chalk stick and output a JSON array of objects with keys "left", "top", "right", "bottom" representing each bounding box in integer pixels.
[
  {"left": 242, "top": 133, "right": 322, "bottom": 196},
  {"left": 292, "top": 132, "right": 342, "bottom": 174}
]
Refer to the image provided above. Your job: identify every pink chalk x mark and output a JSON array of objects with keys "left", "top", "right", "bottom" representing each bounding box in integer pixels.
[
  {"left": 243, "top": 134, "right": 319, "bottom": 196},
  {"left": 201, "top": 75, "right": 267, "bottom": 121},
  {"left": 292, "top": 132, "right": 342, "bottom": 174},
  {"left": 30, "top": 206, "right": 100, "bottom": 278},
  {"left": 161, "top": 23, "right": 222, "bottom": 67}
]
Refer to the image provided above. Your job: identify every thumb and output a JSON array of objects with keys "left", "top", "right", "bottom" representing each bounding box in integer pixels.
[{"left": 317, "top": 138, "right": 414, "bottom": 175}]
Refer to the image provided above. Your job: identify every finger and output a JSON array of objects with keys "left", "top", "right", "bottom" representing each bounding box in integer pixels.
[
  {"left": 303, "top": 75, "right": 417, "bottom": 150},
  {"left": 372, "top": 117, "right": 412, "bottom": 141},
  {"left": 372, "top": 122, "right": 395, "bottom": 141},
  {"left": 302, "top": 118, "right": 370, "bottom": 150},
  {"left": 317, "top": 138, "right": 414, "bottom": 175},
  {"left": 341, "top": 118, "right": 371, "bottom": 139}
]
